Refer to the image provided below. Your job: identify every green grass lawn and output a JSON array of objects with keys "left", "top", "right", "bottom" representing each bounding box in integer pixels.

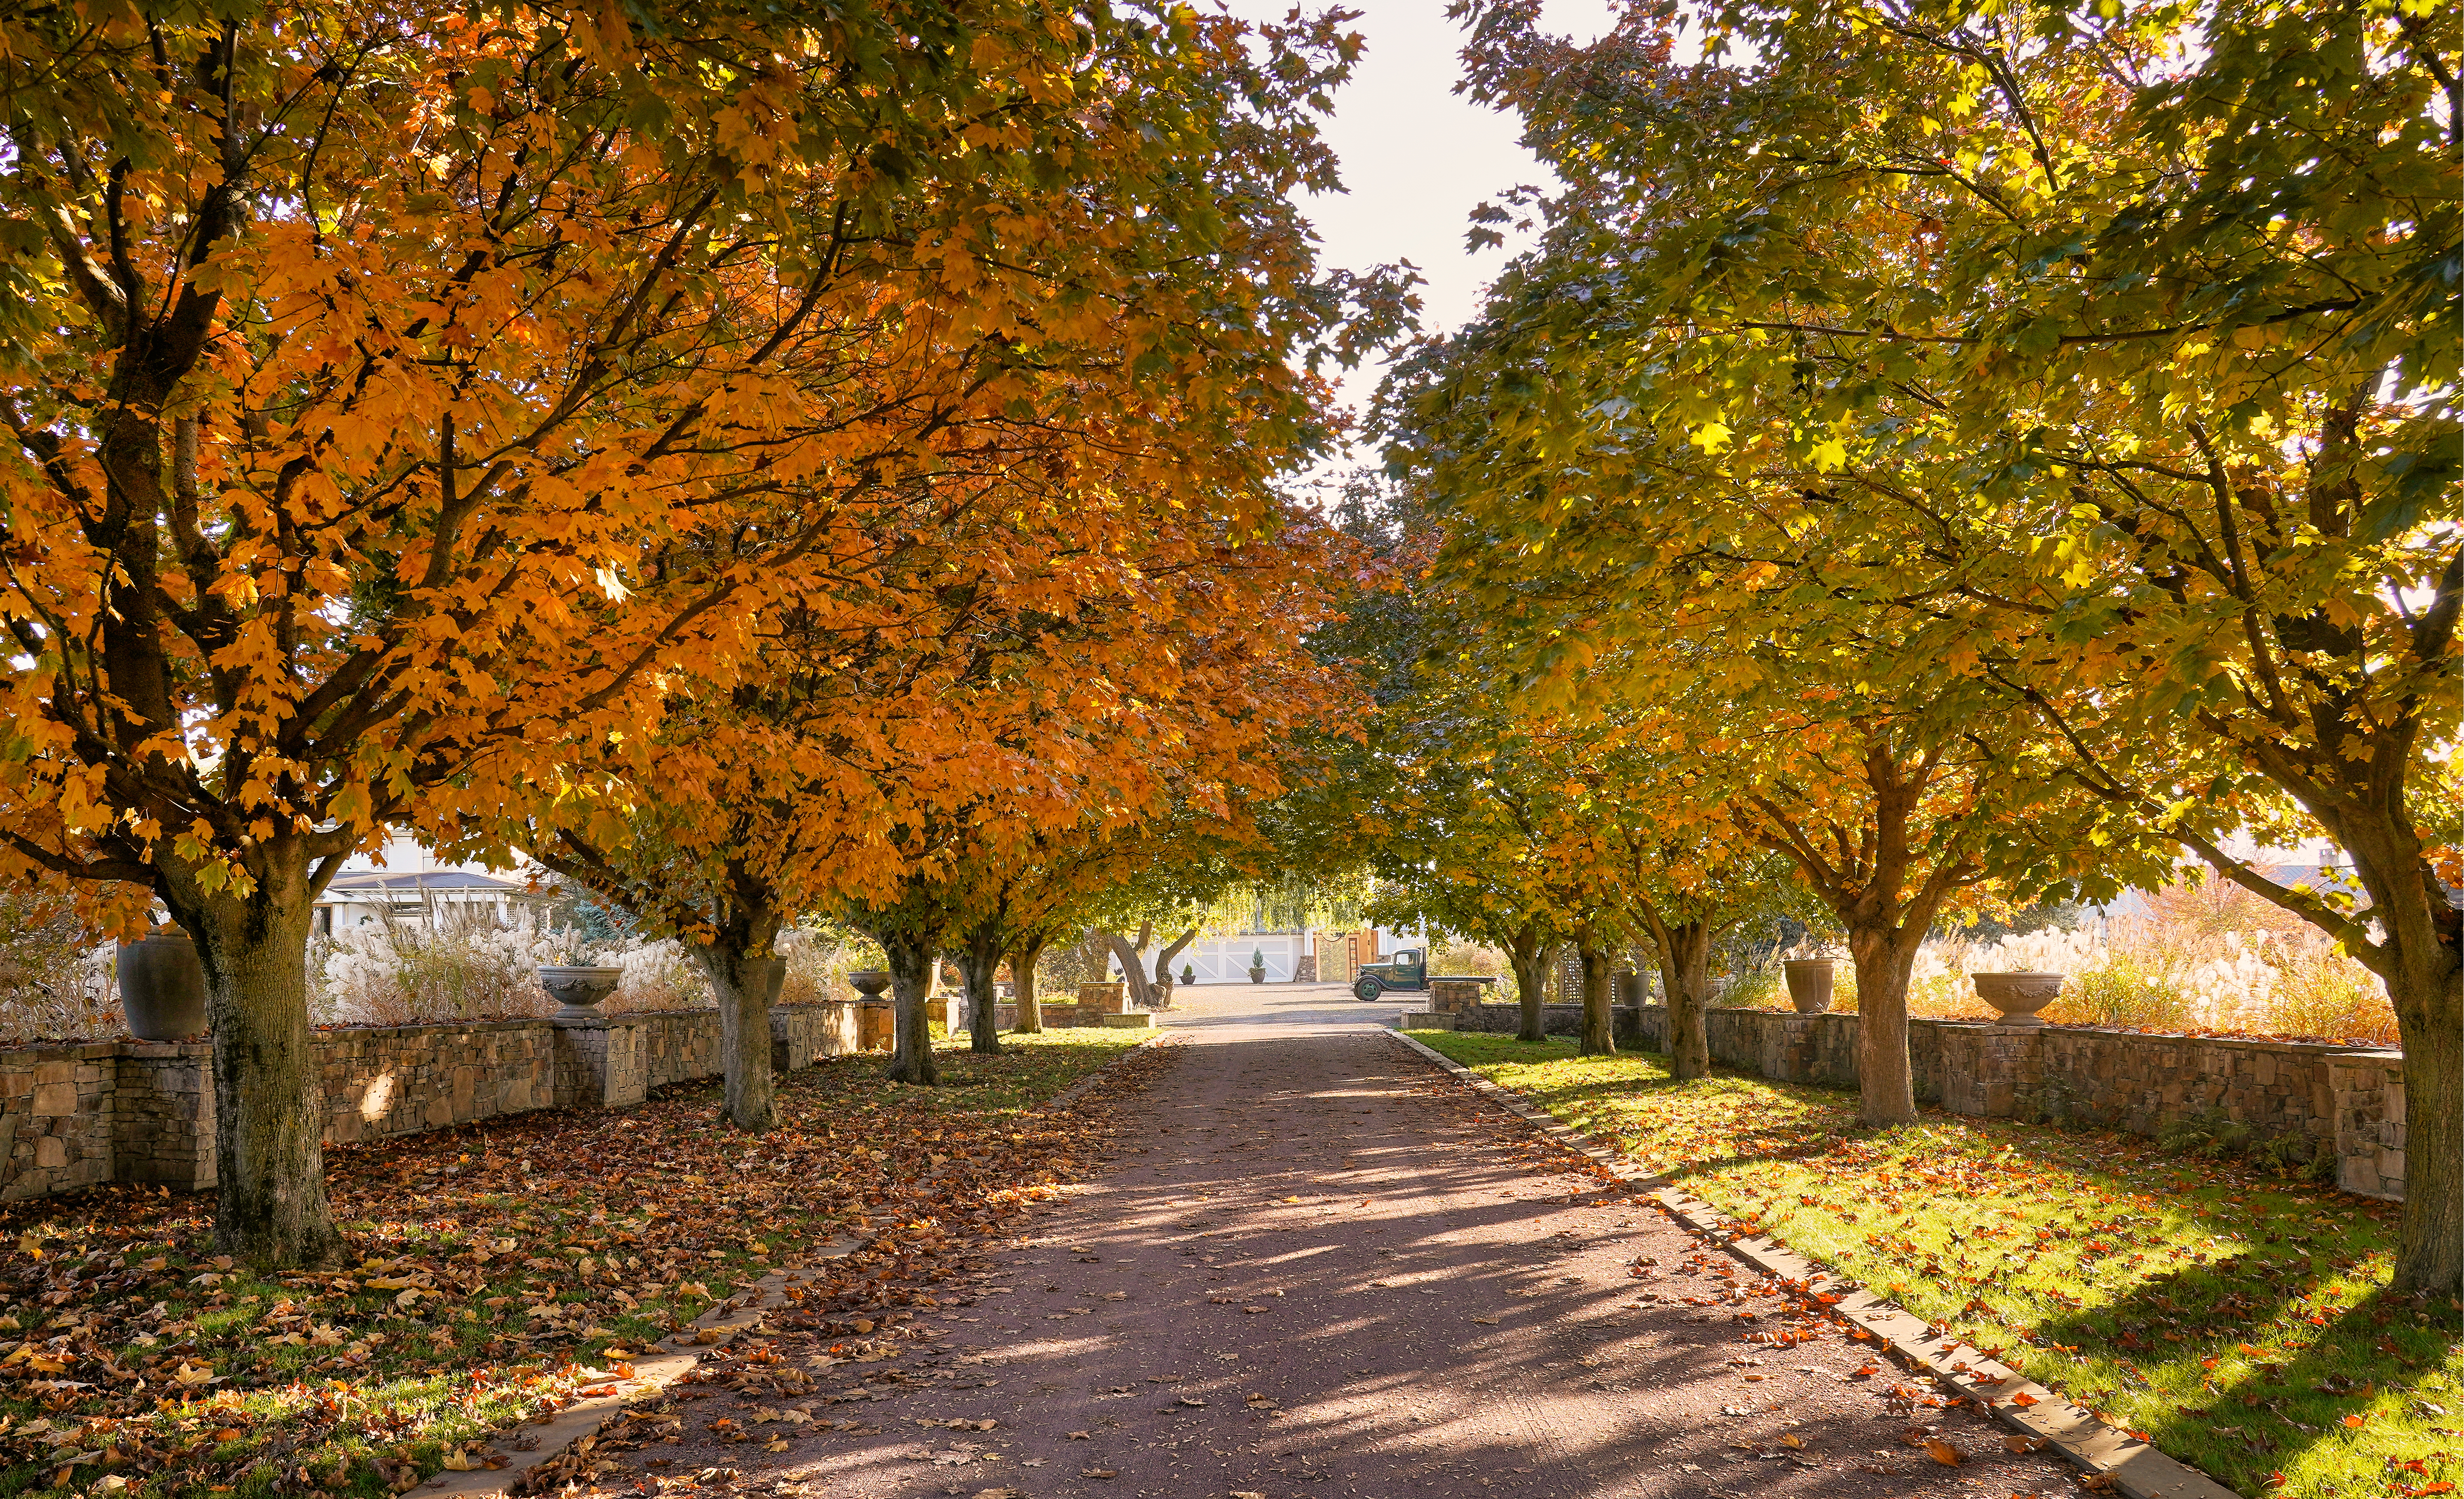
[
  {"left": 1408, "top": 1030, "right": 2461, "bottom": 1499},
  {"left": 0, "top": 1029, "right": 1140, "bottom": 1499}
]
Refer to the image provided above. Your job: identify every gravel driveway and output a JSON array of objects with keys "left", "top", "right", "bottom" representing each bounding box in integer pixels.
[{"left": 558, "top": 990, "right": 2080, "bottom": 1498}]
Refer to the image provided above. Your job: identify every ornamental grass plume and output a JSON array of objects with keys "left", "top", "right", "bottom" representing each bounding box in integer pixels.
[{"left": 1896, "top": 913, "right": 2395, "bottom": 1045}]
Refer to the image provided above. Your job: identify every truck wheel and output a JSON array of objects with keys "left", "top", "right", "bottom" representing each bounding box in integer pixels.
[{"left": 1353, "top": 976, "right": 1384, "bottom": 1002}]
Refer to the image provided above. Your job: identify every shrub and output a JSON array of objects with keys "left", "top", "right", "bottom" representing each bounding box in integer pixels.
[
  {"left": 318, "top": 918, "right": 558, "bottom": 1026},
  {"left": 1430, "top": 940, "right": 1508, "bottom": 989},
  {"left": 1898, "top": 905, "right": 2394, "bottom": 1044},
  {"left": 0, "top": 889, "right": 116, "bottom": 1042},
  {"left": 2056, "top": 952, "right": 2199, "bottom": 1031},
  {"left": 777, "top": 926, "right": 880, "bottom": 1007},
  {"left": 1720, "top": 967, "right": 1787, "bottom": 1010}
]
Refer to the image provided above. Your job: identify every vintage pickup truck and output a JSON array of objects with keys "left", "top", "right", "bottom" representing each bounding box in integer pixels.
[{"left": 1350, "top": 948, "right": 1499, "bottom": 1002}]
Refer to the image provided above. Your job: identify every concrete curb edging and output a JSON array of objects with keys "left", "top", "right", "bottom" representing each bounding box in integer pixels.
[
  {"left": 419, "top": 1235, "right": 869, "bottom": 1498},
  {"left": 1385, "top": 1028, "right": 2239, "bottom": 1499}
]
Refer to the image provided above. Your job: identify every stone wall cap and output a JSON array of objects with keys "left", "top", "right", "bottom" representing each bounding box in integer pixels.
[
  {"left": 315, "top": 1018, "right": 549, "bottom": 1038},
  {"left": 0, "top": 1041, "right": 127, "bottom": 1063},
  {"left": 2036, "top": 1026, "right": 2387, "bottom": 1058}
]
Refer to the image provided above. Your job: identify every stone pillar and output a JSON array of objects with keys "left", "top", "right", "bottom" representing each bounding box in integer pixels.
[
  {"left": 551, "top": 1015, "right": 647, "bottom": 1110},
  {"left": 853, "top": 1002, "right": 895, "bottom": 1051},
  {"left": 114, "top": 1044, "right": 216, "bottom": 1190},
  {"left": 1613, "top": 1005, "right": 1645, "bottom": 1050},
  {"left": 1939, "top": 1022, "right": 2044, "bottom": 1118},
  {"left": 1077, "top": 982, "right": 1126, "bottom": 1015},
  {"left": 2329, "top": 1050, "right": 2405, "bottom": 1200},
  {"left": 1429, "top": 978, "right": 1484, "bottom": 1013}
]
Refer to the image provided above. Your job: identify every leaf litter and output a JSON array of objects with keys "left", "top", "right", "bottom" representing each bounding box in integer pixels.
[{"left": 0, "top": 1032, "right": 1147, "bottom": 1497}]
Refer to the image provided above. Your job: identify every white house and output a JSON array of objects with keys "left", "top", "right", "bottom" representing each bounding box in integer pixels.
[
  {"left": 313, "top": 835, "right": 551, "bottom": 936},
  {"left": 1150, "top": 923, "right": 1432, "bottom": 985}
]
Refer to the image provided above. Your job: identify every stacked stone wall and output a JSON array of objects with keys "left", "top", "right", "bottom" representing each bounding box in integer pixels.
[
  {"left": 0, "top": 1002, "right": 861, "bottom": 1203},
  {"left": 0, "top": 1046, "right": 121, "bottom": 1201},
  {"left": 1578, "top": 1004, "right": 2404, "bottom": 1200},
  {"left": 1452, "top": 1003, "right": 1647, "bottom": 1049}
]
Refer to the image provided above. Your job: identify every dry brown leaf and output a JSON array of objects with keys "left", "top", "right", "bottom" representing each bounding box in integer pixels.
[{"left": 1924, "top": 1438, "right": 1963, "bottom": 1467}]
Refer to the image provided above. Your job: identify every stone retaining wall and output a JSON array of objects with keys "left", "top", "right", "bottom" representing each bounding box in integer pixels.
[
  {"left": 1601, "top": 1003, "right": 2401, "bottom": 1201},
  {"left": 0, "top": 1002, "right": 861, "bottom": 1202},
  {"left": 1450, "top": 1002, "right": 1648, "bottom": 1050}
]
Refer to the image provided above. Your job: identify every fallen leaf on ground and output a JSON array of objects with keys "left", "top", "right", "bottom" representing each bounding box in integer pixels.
[{"left": 1925, "top": 1438, "right": 1964, "bottom": 1466}]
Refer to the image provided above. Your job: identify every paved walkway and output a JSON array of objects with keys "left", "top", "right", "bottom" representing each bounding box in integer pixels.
[{"left": 625, "top": 985, "right": 2076, "bottom": 1497}]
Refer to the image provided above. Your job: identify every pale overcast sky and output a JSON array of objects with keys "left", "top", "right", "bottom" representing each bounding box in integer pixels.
[{"left": 1223, "top": 0, "right": 1622, "bottom": 470}]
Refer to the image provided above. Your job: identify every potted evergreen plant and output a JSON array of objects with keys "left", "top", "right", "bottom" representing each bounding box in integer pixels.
[{"left": 1247, "top": 948, "right": 1267, "bottom": 984}]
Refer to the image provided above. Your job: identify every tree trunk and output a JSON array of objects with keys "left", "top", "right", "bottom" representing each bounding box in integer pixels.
[
  {"left": 1845, "top": 923, "right": 1924, "bottom": 1127},
  {"left": 2387, "top": 944, "right": 2460, "bottom": 1292},
  {"left": 2333, "top": 811, "right": 2462, "bottom": 1293},
  {"left": 162, "top": 839, "right": 346, "bottom": 1268},
  {"left": 1576, "top": 926, "right": 1616, "bottom": 1056},
  {"left": 882, "top": 933, "right": 940, "bottom": 1086},
  {"left": 1506, "top": 920, "right": 1551, "bottom": 1043},
  {"left": 955, "top": 919, "right": 1003, "bottom": 1056},
  {"left": 1103, "top": 925, "right": 1156, "bottom": 1008},
  {"left": 690, "top": 920, "right": 780, "bottom": 1132},
  {"left": 1150, "top": 927, "right": 1200, "bottom": 1008},
  {"left": 1009, "top": 938, "right": 1047, "bottom": 1034},
  {"left": 1655, "top": 920, "right": 1714, "bottom": 1081}
]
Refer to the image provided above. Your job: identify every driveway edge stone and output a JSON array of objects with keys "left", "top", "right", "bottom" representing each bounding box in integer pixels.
[
  {"left": 418, "top": 1235, "right": 870, "bottom": 1498},
  {"left": 1384, "top": 1027, "right": 2240, "bottom": 1499}
]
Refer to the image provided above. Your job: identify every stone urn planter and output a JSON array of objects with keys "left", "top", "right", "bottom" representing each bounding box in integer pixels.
[
  {"left": 537, "top": 965, "right": 624, "bottom": 1019},
  {"left": 846, "top": 969, "right": 893, "bottom": 999},
  {"left": 1972, "top": 971, "right": 2064, "bottom": 1026},
  {"left": 1782, "top": 959, "right": 1838, "bottom": 1015},
  {"left": 119, "top": 926, "right": 208, "bottom": 1042},
  {"left": 1248, "top": 949, "right": 1267, "bottom": 984}
]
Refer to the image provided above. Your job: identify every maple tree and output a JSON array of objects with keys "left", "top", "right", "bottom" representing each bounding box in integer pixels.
[
  {"left": 520, "top": 454, "right": 1344, "bottom": 1109},
  {"left": 0, "top": 0, "right": 1395, "bottom": 1262},
  {"left": 1298, "top": 488, "right": 1573, "bottom": 1042},
  {"left": 1591, "top": 790, "right": 1801, "bottom": 1083},
  {"left": 1348, "top": 669, "right": 1655, "bottom": 1052},
  {"left": 1434, "top": 0, "right": 2458, "bottom": 1288}
]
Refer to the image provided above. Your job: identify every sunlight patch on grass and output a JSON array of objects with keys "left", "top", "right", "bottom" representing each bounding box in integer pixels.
[{"left": 1408, "top": 1030, "right": 2460, "bottom": 1498}]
